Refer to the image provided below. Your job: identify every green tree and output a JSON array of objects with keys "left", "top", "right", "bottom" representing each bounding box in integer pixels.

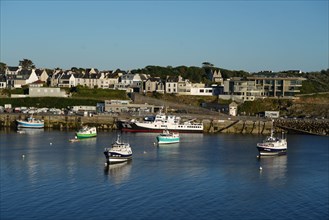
[
  {"left": 0, "top": 62, "right": 7, "bottom": 74},
  {"left": 19, "top": 59, "right": 35, "bottom": 69}
]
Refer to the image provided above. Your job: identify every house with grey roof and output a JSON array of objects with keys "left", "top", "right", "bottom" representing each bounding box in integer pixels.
[
  {"left": 35, "top": 69, "right": 49, "bottom": 83},
  {"left": 5, "top": 66, "right": 21, "bottom": 75},
  {"left": 13, "top": 69, "right": 39, "bottom": 88},
  {"left": 58, "top": 71, "right": 76, "bottom": 87},
  {"left": 145, "top": 77, "right": 164, "bottom": 93},
  {"left": 0, "top": 74, "right": 7, "bottom": 89}
]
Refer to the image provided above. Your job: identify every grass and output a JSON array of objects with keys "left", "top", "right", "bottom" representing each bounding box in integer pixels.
[{"left": 0, "top": 88, "right": 129, "bottom": 108}]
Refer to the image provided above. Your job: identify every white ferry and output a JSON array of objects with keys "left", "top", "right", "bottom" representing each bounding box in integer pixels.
[{"left": 118, "top": 111, "right": 203, "bottom": 133}]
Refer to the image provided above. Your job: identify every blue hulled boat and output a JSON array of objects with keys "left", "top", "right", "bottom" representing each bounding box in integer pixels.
[
  {"left": 17, "top": 116, "right": 44, "bottom": 129},
  {"left": 104, "top": 135, "right": 132, "bottom": 164}
]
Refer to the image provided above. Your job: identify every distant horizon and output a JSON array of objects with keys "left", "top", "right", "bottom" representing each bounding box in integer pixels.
[{"left": 1, "top": 1, "right": 328, "bottom": 73}]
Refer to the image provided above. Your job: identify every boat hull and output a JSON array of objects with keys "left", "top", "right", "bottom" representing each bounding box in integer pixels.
[
  {"left": 76, "top": 133, "right": 97, "bottom": 139},
  {"left": 17, "top": 120, "right": 44, "bottom": 128},
  {"left": 104, "top": 152, "right": 132, "bottom": 164},
  {"left": 257, "top": 146, "right": 287, "bottom": 156},
  {"left": 119, "top": 121, "right": 203, "bottom": 133},
  {"left": 157, "top": 136, "right": 180, "bottom": 144}
]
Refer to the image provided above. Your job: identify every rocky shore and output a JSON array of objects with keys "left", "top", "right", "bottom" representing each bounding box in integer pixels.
[{"left": 275, "top": 119, "right": 329, "bottom": 136}]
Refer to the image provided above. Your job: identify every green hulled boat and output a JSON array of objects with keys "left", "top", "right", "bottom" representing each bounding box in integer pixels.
[{"left": 76, "top": 126, "right": 97, "bottom": 139}]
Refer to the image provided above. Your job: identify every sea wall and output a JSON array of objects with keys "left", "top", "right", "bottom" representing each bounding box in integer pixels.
[
  {"left": 0, "top": 114, "right": 117, "bottom": 130},
  {"left": 0, "top": 114, "right": 272, "bottom": 134},
  {"left": 204, "top": 119, "right": 272, "bottom": 134},
  {"left": 1, "top": 114, "right": 327, "bottom": 135}
]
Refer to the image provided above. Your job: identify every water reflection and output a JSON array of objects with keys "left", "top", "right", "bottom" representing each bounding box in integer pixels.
[
  {"left": 17, "top": 128, "right": 44, "bottom": 135},
  {"left": 259, "top": 155, "right": 288, "bottom": 186},
  {"left": 156, "top": 143, "right": 180, "bottom": 156},
  {"left": 104, "top": 161, "right": 132, "bottom": 185}
]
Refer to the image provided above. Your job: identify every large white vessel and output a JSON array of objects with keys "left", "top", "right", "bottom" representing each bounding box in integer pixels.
[{"left": 118, "top": 111, "right": 203, "bottom": 133}]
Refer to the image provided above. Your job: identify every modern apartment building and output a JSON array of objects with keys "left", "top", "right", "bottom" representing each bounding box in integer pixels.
[
  {"left": 246, "top": 76, "right": 306, "bottom": 97},
  {"left": 221, "top": 76, "right": 306, "bottom": 101}
]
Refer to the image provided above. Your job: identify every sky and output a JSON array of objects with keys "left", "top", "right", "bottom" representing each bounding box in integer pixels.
[{"left": 1, "top": 0, "right": 328, "bottom": 72}]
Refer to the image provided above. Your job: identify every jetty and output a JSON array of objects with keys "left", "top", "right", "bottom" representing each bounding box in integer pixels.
[{"left": 274, "top": 119, "right": 329, "bottom": 136}]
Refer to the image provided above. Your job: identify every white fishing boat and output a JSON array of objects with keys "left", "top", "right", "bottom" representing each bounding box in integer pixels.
[
  {"left": 75, "top": 126, "right": 97, "bottom": 139},
  {"left": 156, "top": 130, "right": 180, "bottom": 144},
  {"left": 257, "top": 128, "right": 287, "bottom": 156},
  {"left": 104, "top": 135, "right": 132, "bottom": 164},
  {"left": 118, "top": 109, "right": 203, "bottom": 133},
  {"left": 17, "top": 115, "right": 44, "bottom": 129}
]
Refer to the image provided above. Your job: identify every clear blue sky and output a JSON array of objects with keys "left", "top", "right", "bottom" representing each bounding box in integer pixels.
[{"left": 1, "top": 0, "right": 328, "bottom": 72}]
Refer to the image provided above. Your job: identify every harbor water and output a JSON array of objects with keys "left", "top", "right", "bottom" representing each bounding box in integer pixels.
[{"left": 1, "top": 129, "right": 328, "bottom": 220}]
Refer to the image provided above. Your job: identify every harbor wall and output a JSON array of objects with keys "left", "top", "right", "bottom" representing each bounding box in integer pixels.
[
  {"left": 0, "top": 114, "right": 117, "bottom": 130},
  {"left": 0, "top": 114, "right": 327, "bottom": 135}
]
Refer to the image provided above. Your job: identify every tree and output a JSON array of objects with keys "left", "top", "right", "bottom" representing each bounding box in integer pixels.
[
  {"left": 202, "top": 62, "right": 214, "bottom": 81},
  {"left": 19, "top": 59, "right": 35, "bottom": 69},
  {"left": 202, "top": 62, "right": 214, "bottom": 68},
  {"left": 0, "top": 62, "right": 7, "bottom": 74}
]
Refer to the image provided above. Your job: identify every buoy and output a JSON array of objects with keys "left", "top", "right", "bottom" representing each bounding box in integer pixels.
[
  {"left": 50, "top": 142, "right": 52, "bottom": 145},
  {"left": 22, "top": 154, "right": 25, "bottom": 158},
  {"left": 259, "top": 166, "right": 263, "bottom": 171},
  {"left": 143, "top": 151, "right": 147, "bottom": 154}
]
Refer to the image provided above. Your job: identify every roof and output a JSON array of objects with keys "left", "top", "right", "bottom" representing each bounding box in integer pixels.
[{"left": 8, "top": 66, "right": 20, "bottom": 71}]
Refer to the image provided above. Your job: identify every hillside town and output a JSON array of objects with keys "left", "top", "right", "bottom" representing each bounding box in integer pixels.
[{"left": 0, "top": 65, "right": 306, "bottom": 103}]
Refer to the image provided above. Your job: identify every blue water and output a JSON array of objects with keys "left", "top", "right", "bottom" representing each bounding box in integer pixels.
[{"left": 1, "top": 129, "right": 328, "bottom": 220}]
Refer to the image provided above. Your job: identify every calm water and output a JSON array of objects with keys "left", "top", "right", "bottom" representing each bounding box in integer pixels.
[{"left": 1, "top": 129, "right": 328, "bottom": 220}]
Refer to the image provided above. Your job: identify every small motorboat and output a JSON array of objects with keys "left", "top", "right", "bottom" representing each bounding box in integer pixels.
[
  {"left": 69, "top": 137, "right": 80, "bottom": 142},
  {"left": 156, "top": 130, "right": 180, "bottom": 144},
  {"left": 104, "top": 135, "right": 132, "bottom": 164}
]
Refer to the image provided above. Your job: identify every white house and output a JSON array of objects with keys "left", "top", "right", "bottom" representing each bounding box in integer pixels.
[
  {"left": 13, "top": 69, "right": 39, "bottom": 88},
  {"left": 165, "top": 76, "right": 181, "bottom": 94},
  {"left": 229, "top": 102, "right": 238, "bottom": 116},
  {"left": 116, "top": 73, "right": 146, "bottom": 90}
]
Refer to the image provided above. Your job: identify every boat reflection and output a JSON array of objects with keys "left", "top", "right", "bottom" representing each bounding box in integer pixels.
[
  {"left": 104, "top": 160, "right": 132, "bottom": 185},
  {"left": 17, "top": 128, "right": 44, "bottom": 135},
  {"left": 258, "top": 155, "right": 288, "bottom": 186}
]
